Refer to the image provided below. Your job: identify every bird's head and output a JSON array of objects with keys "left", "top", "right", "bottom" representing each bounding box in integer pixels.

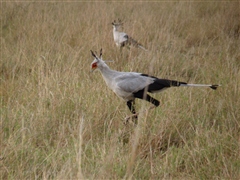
[
  {"left": 90, "top": 48, "right": 104, "bottom": 72},
  {"left": 112, "top": 19, "right": 123, "bottom": 30}
]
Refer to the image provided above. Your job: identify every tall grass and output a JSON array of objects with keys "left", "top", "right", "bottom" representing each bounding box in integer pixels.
[{"left": 1, "top": 1, "right": 240, "bottom": 179}]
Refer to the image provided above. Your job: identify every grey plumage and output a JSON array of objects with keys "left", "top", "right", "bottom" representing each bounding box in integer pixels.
[
  {"left": 90, "top": 49, "right": 220, "bottom": 121},
  {"left": 112, "top": 19, "right": 147, "bottom": 51}
]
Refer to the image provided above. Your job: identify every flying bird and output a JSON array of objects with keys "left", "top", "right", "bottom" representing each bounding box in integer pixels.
[
  {"left": 112, "top": 19, "right": 147, "bottom": 51},
  {"left": 90, "top": 49, "right": 219, "bottom": 123}
]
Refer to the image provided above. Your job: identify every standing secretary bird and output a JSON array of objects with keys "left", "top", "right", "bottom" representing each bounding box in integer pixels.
[
  {"left": 112, "top": 19, "right": 147, "bottom": 51},
  {"left": 90, "top": 49, "right": 219, "bottom": 123}
]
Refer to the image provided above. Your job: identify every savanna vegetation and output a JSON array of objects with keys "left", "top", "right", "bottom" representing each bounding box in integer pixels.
[{"left": 1, "top": 1, "right": 240, "bottom": 179}]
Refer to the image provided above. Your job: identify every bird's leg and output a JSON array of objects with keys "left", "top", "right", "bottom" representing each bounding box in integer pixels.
[
  {"left": 124, "top": 105, "right": 156, "bottom": 124},
  {"left": 127, "top": 100, "right": 136, "bottom": 114},
  {"left": 124, "top": 95, "right": 160, "bottom": 125},
  {"left": 145, "top": 95, "right": 160, "bottom": 107},
  {"left": 120, "top": 46, "right": 123, "bottom": 54},
  {"left": 119, "top": 46, "right": 125, "bottom": 59},
  {"left": 124, "top": 94, "right": 159, "bottom": 122},
  {"left": 134, "top": 91, "right": 160, "bottom": 107},
  {"left": 125, "top": 100, "right": 138, "bottom": 124}
]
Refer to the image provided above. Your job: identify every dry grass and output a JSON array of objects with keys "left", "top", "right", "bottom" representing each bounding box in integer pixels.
[{"left": 1, "top": 1, "right": 240, "bottom": 179}]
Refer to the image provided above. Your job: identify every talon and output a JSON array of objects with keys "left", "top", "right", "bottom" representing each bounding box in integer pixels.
[{"left": 124, "top": 113, "right": 138, "bottom": 125}]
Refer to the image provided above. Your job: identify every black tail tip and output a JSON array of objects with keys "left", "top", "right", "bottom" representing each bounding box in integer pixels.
[{"left": 210, "top": 85, "right": 220, "bottom": 90}]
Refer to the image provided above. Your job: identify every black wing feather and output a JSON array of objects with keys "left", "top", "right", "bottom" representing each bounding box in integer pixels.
[{"left": 140, "top": 74, "right": 187, "bottom": 93}]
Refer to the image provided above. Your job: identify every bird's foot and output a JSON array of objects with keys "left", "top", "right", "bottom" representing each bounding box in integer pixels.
[
  {"left": 124, "top": 113, "right": 138, "bottom": 125},
  {"left": 124, "top": 106, "right": 156, "bottom": 125}
]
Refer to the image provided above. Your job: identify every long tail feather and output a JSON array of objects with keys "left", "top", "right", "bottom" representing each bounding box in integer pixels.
[
  {"left": 127, "top": 36, "right": 147, "bottom": 51},
  {"left": 209, "top": 85, "right": 219, "bottom": 90},
  {"left": 180, "top": 83, "right": 220, "bottom": 90},
  {"left": 138, "top": 44, "right": 148, "bottom": 51}
]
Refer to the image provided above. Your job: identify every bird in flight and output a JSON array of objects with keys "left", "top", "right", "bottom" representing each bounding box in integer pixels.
[
  {"left": 112, "top": 19, "right": 147, "bottom": 51},
  {"left": 90, "top": 49, "right": 219, "bottom": 123}
]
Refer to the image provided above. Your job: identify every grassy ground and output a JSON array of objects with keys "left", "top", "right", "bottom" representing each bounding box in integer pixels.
[{"left": 1, "top": 1, "right": 240, "bottom": 179}]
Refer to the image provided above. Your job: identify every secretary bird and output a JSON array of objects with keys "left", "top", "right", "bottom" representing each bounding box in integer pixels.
[
  {"left": 90, "top": 49, "right": 219, "bottom": 123},
  {"left": 112, "top": 19, "right": 147, "bottom": 51}
]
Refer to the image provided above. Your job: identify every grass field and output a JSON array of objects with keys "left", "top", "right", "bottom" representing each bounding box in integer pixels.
[{"left": 1, "top": 1, "right": 240, "bottom": 179}]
